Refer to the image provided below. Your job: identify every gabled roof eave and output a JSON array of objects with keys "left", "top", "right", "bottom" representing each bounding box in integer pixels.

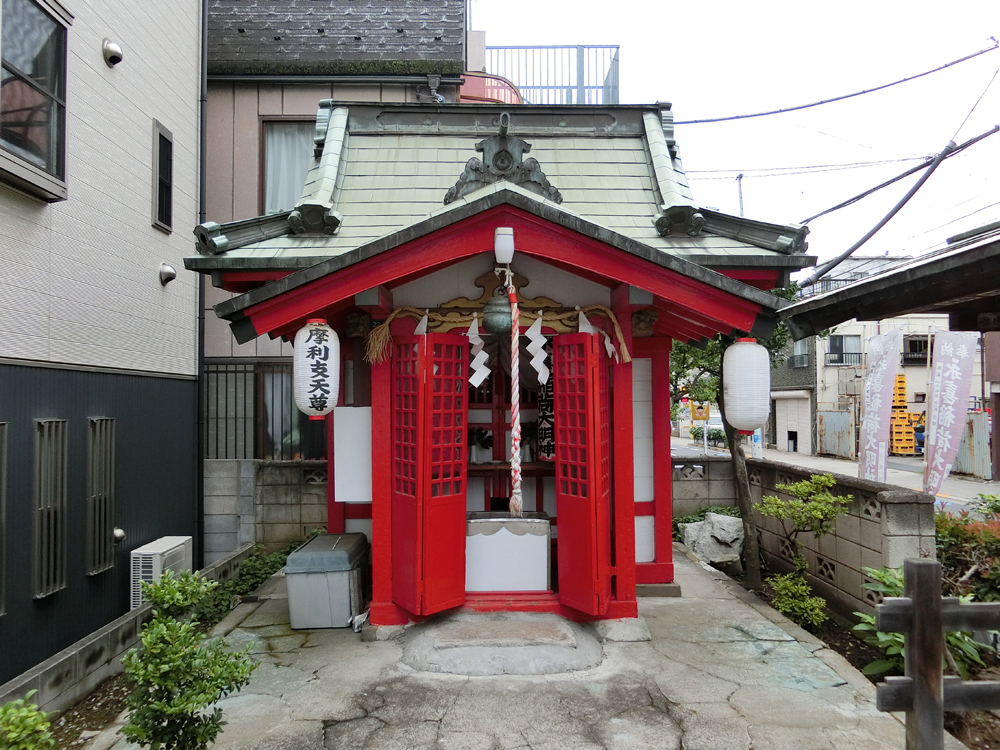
[{"left": 211, "top": 184, "right": 790, "bottom": 323}]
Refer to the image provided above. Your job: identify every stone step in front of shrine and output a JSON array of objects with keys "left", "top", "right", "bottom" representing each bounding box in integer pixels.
[{"left": 401, "top": 611, "right": 604, "bottom": 675}]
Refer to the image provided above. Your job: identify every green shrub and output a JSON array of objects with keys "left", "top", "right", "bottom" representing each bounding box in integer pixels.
[
  {"left": 759, "top": 473, "right": 852, "bottom": 558},
  {"left": 935, "top": 510, "right": 1000, "bottom": 602},
  {"left": 194, "top": 540, "right": 304, "bottom": 626},
  {"left": 0, "top": 690, "right": 54, "bottom": 750},
  {"left": 145, "top": 569, "right": 220, "bottom": 618},
  {"left": 971, "top": 493, "right": 1000, "bottom": 516},
  {"left": 758, "top": 474, "right": 850, "bottom": 632},
  {"left": 768, "top": 572, "right": 828, "bottom": 630},
  {"left": 852, "top": 566, "right": 988, "bottom": 678},
  {"left": 689, "top": 426, "right": 727, "bottom": 445},
  {"left": 120, "top": 571, "right": 259, "bottom": 750},
  {"left": 672, "top": 505, "right": 741, "bottom": 542}
]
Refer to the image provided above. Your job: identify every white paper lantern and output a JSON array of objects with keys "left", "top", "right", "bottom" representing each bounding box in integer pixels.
[
  {"left": 293, "top": 319, "right": 340, "bottom": 420},
  {"left": 723, "top": 338, "right": 770, "bottom": 431}
]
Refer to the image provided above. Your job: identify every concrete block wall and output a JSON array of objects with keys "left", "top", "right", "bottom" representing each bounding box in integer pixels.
[
  {"left": 671, "top": 456, "right": 738, "bottom": 517},
  {"left": 0, "top": 544, "right": 255, "bottom": 714},
  {"left": 204, "top": 459, "right": 257, "bottom": 564},
  {"left": 254, "top": 461, "right": 329, "bottom": 549},
  {"left": 746, "top": 459, "right": 936, "bottom": 618},
  {"left": 203, "top": 460, "right": 330, "bottom": 561}
]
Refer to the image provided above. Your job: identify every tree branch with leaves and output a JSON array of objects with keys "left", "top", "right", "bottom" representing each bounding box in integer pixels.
[{"left": 671, "top": 284, "right": 799, "bottom": 590}]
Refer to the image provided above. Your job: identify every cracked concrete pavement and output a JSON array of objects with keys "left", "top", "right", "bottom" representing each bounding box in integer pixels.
[{"left": 92, "top": 545, "right": 967, "bottom": 750}]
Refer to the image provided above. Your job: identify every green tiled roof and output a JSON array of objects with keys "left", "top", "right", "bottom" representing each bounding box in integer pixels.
[{"left": 189, "top": 104, "right": 812, "bottom": 272}]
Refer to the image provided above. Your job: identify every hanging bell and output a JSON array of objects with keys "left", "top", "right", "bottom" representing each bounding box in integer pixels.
[{"left": 482, "top": 293, "right": 512, "bottom": 335}]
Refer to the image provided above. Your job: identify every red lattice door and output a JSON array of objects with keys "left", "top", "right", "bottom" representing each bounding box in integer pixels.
[
  {"left": 390, "top": 334, "right": 468, "bottom": 615},
  {"left": 553, "top": 333, "right": 612, "bottom": 615}
]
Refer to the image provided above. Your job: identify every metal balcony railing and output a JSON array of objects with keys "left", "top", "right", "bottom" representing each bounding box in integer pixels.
[
  {"left": 825, "top": 352, "right": 864, "bottom": 367},
  {"left": 486, "top": 45, "right": 620, "bottom": 105},
  {"left": 901, "top": 352, "right": 929, "bottom": 367},
  {"left": 787, "top": 354, "right": 809, "bottom": 369}
]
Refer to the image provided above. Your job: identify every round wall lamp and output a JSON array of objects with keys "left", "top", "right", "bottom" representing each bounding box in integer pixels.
[
  {"left": 102, "top": 39, "right": 123, "bottom": 67},
  {"left": 159, "top": 263, "right": 177, "bottom": 285}
]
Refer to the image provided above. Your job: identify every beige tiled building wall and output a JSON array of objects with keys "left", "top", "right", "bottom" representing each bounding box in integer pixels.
[{"left": 0, "top": 0, "right": 201, "bottom": 375}]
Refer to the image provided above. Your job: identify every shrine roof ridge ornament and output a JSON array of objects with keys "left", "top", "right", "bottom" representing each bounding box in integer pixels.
[{"left": 444, "top": 112, "right": 563, "bottom": 206}]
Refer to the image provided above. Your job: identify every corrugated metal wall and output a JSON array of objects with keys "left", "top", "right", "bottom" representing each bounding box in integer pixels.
[
  {"left": 817, "top": 411, "right": 856, "bottom": 460},
  {"left": 953, "top": 412, "right": 992, "bottom": 480},
  {"left": 0, "top": 363, "right": 197, "bottom": 684}
]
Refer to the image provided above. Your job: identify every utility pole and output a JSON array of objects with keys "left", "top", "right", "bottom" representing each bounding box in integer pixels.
[{"left": 736, "top": 173, "right": 744, "bottom": 217}]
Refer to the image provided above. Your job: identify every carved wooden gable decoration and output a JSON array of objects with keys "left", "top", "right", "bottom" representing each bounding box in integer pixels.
[{"left": 444, "top": 114, "right": 562, "bottom": 205}]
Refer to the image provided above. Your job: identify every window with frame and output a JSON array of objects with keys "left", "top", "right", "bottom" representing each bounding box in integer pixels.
[
  {"left": 0, "top": 423, "right": 6, "bottom": 616},
  {"left": 787, "top": 338, "right": 809, "bottom": 368},
  {"left": 86, "top": 417, "right": 114, "bottom": 575},
  {"left": 204, "top": 361, "right": 327, "bottom": 460},
  {"left": 152, "top": 120, "right": 172, "bottom": 231},
  {"left": 826, "top": 334, "right": 862, "bottom": 366},
  {"left": 33, "top": 418, "right": 66, "bottom": 598},
  {"left": 902, "top": 334, "right": 929, "bottom": 367},
  {"left": 263, "top": 121, "right": 314, "bottom": 215},
  {"left": 0, "top": 0, "right": 71, "bottom": 201}
]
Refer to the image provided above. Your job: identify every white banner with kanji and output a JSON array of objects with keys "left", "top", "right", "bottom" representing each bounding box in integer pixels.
[
  {"left": 860, "top": 329, "right": 902, "bottom": 483},
  {"left": 924, "top": 331, "right": 978, "bottom": 495}
]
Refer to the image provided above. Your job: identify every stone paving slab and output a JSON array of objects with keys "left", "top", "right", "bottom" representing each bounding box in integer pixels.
[
  {"left": 402, "top": 612, "right": 604, "bottom": 676},
  {"left": 91, "top": 544, "right": 968, "bottom": 750}
]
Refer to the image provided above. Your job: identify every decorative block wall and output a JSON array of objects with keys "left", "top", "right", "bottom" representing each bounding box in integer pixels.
[
  {"left": 668, "top": 455, "right": 936, "bottom": 618},
  {"left": 747, "top": 458, "right": 935, "bottom": 617},
  {"left": 671, "top": 457, "right": 738, "bottom": 517}
]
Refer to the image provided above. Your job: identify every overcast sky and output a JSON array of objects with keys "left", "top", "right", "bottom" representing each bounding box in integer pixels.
[{"left": 471, "top": 0, "right": 1000, "bottom": 272}]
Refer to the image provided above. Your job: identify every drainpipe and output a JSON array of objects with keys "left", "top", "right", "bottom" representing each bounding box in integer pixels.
[{"left": 195, "top": 0, "right": 208, "bottom": 568}]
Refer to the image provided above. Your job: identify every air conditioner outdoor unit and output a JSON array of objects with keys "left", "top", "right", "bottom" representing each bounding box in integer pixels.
[{"left": 130, "top": 535, "right": 193, "bottom": 610}]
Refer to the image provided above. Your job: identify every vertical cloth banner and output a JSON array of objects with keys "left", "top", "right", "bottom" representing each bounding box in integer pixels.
[
  {"left": 860, "top": 329, "right": 902, "bottom": 483},
  {"left": 924, "top": 331, "right": 978, "bottom": 495}
]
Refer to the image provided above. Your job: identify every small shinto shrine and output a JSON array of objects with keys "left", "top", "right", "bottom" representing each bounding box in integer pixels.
[{"left": 187, "top": 103, "right": 811, "bottom": 625}]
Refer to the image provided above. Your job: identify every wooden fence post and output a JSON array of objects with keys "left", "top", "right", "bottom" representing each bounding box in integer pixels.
[
  {"left": 904, "top": 559, "right": 944, "bottom": 750},
  {"left": 875, "top": 558, "right": 1000, "bottom": 749}
]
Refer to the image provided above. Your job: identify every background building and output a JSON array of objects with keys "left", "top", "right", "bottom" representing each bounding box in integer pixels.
[{"left": 772, "top": 255, "right": 987, "bottom": 469}]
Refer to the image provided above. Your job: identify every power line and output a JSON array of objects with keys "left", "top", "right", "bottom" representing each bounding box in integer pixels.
[
  {"left": 952, "top": 67, "right": 999, "bottom": 140},
  {"left": 687, "top": 157, "right": 929, "bottom": 181},
  {"left": 674, "top": 41, "right": 999, "bottom": 126},
  {"left": 687, "top": 156, "right": 927, "bottom": 176},
  {"left": 898, "top": 200, "right": 1000, "bottom": 245},
  {"left": 800, "top": 126, "right": 1000, "bottom": 224}
]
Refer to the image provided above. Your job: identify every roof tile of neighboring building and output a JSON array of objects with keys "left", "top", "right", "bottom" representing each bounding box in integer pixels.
[{"left": 208, "top": 0, "right": 466, "bottom": 76}]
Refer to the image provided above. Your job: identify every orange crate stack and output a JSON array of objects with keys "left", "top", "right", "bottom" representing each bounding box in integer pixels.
[{"left": 890, "top": 375, "right": 915, "bottom": 455}]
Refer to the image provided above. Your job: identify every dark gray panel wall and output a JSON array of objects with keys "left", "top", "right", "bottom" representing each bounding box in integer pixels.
[{"left": 0, "top": 363, "right": 198, "bottom": 684}]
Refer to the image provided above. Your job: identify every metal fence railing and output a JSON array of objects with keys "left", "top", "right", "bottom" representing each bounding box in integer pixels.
[
  {"left": 486, "top": 45, "right": 620, "bottom": 105},
  {"left": 825, "top": 352, "right": 864, "bottom": 367},
  {"left": 204, "top": 361, "right": 325, "bottom": 461}
]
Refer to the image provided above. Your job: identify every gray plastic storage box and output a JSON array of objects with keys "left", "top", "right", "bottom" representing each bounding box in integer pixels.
[{"left": 285, "top": 533, "right": 369, "bottom": 629}]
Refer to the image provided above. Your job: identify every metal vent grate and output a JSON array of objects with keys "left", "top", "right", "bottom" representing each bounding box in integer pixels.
[
  {"left": 33, "top": 419, "right": 68, "bottom": 599},
  {"left": 0, "top": 423, "right": 6, "bottom": 615},
  {"left": 87, "top": 418, "right": 115, "bottom": 575}
]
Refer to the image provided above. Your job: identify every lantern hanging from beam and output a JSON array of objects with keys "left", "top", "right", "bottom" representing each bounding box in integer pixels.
[
  {"left": 294, "top": 319, "right": 340, "bottom": 420},
  {"left": 722, "top": 338, "right": 770, "bottom": 431}
]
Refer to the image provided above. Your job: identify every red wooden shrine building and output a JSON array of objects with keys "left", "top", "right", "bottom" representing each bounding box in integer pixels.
[{"left": 187, "top": 103, "right": 813, "bottom": 625}]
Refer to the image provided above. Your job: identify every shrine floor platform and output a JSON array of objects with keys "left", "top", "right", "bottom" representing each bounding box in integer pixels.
[{"left": 88, "top": 544, "right": 967, "bottom": 750}]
